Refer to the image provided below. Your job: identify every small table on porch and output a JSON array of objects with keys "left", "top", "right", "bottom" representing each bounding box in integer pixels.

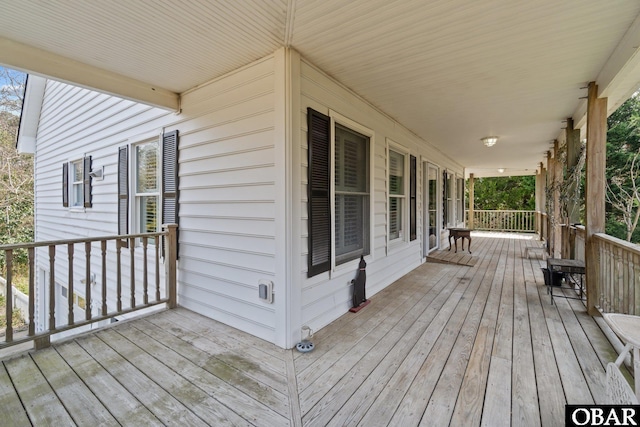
[
  {"left": 448, "top": 228, "right": 472, "bottom": 254},
  {"left": 546, "top": 258, "right": 585, "bottom": 305}
]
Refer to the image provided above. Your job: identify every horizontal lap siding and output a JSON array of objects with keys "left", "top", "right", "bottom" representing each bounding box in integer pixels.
[
  {"left": 34, "top": 81, "right": 172, "bottom": 331},
  {"left": 299, "top": 59, "right": 463, "bottom": 332},
  {"left": 33, "top": 56, "right": 279, "bottom": 343},
  {"left": 176, "top": 56, "right": 278, "bottom": 342}
]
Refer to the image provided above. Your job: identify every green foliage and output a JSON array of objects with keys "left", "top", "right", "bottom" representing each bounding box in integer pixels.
[
  {"left": 605, "top": 92, "right": 640, "bottom": 243},
  {"left": 471, "top": 175, "right": 536, "bottom": 210},
  {"left": 0, "top": 68, "right": 32, "bottom": 273}
]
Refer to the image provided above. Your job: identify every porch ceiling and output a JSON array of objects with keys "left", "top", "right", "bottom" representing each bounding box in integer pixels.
[{"left": 2, "top": 0, "right": 640, "bottom": 177}]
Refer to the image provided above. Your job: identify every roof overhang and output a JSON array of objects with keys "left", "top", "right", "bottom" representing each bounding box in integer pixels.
[
  {"left": 15, "top": 74, "right": 46, "bottom": 154},
  {"left": 2, "top": 1, "right": 640, "bottom": 177}
]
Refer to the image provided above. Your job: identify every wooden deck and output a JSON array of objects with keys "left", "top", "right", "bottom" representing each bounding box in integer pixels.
[{"left": 0, "top": 232, "right": 627, "bottom": 426}]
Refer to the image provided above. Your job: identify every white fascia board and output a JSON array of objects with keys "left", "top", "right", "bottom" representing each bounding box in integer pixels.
[
  {"left": 16, "top": 74, "right": 47, "bottom": 154},
  {"left": 571, "top": 12, "right": 640, "bottom": 129},
  {"left": 0, "top": 37, "right": 179, "bottom": 112}
]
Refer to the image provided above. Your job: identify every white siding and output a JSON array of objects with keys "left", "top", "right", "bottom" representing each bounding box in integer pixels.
[
  {"left": 34, "top": 55, "right": 281, "bottom": 343},
  {"left": 298, "top": 57, "right": 464, "bottom": 332}
]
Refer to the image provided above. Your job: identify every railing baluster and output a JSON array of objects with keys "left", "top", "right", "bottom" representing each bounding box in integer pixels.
[
  {"left": 48, "top": 245, "right": 56, "bottom": 331},
  {"left": 67, "top": 243, "right": 74, "bottom": 326},
  {"left": 85, "top": 242, "right": 92, "bottom": 321},
  {"left": 142, "top": 236, "right": 148, "bottom": 305},
  {"left": 5, "top": 249, "right": 13, "bottom": 342},
  {"left": 130, "top": 237, "right": 135, "bottom": 309},
  {"left": 101, "top": 240, "right": 107, "bottom": 316},
  {"left": 116, "top": 239, "right": 122, "bottom": 312},
  {"left": 28, "top": 247, "right": 35, "bottom": 336}
]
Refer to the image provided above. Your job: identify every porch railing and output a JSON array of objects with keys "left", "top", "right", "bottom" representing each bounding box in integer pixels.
[
  {"left": 593, "top": 233, "right": 640, "bottom": 315},
  {"left": 468, "top": 210, "right": 536, "bottom": 232},
  {"left": 563, "top": 224, "right": 640, "bottom": 315},
  {"left": 1, "top": 224, "right": 177, "bottom": 350}
]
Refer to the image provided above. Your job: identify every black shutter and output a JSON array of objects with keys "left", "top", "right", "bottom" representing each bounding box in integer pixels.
[
  {"left": 62, "top": 163, "right": 69, "bottom": 207},
  {"left": 83, "top": 156, "right": 93, "bottom": 208},
  {"left": 118, "top": 147, "right": 129, "bottom": 235},
  {"left": 443, "top": 169, "right": 447, "bottom": 228},
  {"left": 162, "top": 130, "right": 179, "bottom": 258},
  {"left": 307, "top": 108, "right": 331, "bottom": 277},
  {"left": 410, "top": 155, "right": 417, "bottom": 241}
]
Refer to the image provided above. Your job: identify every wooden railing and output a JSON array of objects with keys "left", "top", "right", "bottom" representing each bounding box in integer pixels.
[
  {"left": 593, "top": 233, "right": 640, "bottom": 315},
  {"left": 1, "top": 224, "right": 177, "bottom": 350},
  {"left": 467, "top": 210, "right": 536, "bottom": 232}
]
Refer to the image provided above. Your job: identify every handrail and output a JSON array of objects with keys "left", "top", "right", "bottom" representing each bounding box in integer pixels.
[{"left": 1, "top": 224, "right": 178, "bottom": 350}]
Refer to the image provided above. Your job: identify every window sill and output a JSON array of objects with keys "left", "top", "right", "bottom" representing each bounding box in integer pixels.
[
  {"left": 68, "top": 207, "right": 86, "bottom": 213},
  {"left": 387, "top": 238, "right": 409, "bottom": 253},
  {"left": 331, "top": 254, "right": 372, "bottom": 278}
]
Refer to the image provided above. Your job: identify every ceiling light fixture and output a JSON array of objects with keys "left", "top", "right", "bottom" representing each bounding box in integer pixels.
[
  {"left": 482, "top": 136, "right": 499, "bottom": 147},
  {"left": 498, "top": 168, "right": 505, "bottom": 173}
]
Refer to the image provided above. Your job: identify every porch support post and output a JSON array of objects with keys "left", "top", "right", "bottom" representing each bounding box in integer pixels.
[
  {"left": 468, "top": 173, "right": 475, "bottom": 229},
  {"left": 565, "top": 118, "right": 581, "bottom": 225},
  {"left": 545, "top": 152, "right": 552, "bottom": 251},
  {"left": 535, "top": 163, "right": 544, "bottom": 237},
  {"left": 551, "top": 141, "right": 562, "bottom": 258},
  {"left": 585, "top": 82, "right": 607, "bottom": 316},
  {"left": 165, "top": 223, "right": 178, "bottom": 309}
]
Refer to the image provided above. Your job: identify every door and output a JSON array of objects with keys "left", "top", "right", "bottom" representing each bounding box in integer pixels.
[{"left": 424, "top": 162, "right": 439, "bottom": 254}]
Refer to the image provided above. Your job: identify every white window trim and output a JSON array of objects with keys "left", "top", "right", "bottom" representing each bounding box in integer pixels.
[
  {"left": 128, "top": 131, "right": 162, "bottom": 242},
  {"left": 456, "top": 174, "right": 464, "bottom": 224},
  {"left": 68, "top": 157, "right": 85, "bottom": 212},
  {"left": 328, "top": 110, "right": 375, "bottom": 274},
  {"left": 446, "top": 171, "right": 455, "bottom": 227},
  {"left": 386, "top": 139, "right": 410, "bottom": 250}
]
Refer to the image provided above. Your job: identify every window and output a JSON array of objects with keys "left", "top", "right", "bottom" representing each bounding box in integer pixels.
[
  {"left": 70, "top": 160, "right": 84, "bottom": 207},
  {"left": 118, "top": 131, "right": 178, "bottom": 254},
  {"left": 134, "top": 140, "right": 159, "bottom": 235},
  {"left": 443, "top": 171, "right": 454, "bottom": 227},
  {"left": 334, "top": 123, "right": 370, "bottom": 265},
  {"left": 388, "top": 148, "right": 406, "bottom": 242},
  {"left": 307, "top": 108, "right": 371, "bottom": 277},
  {"left": 62, "top": 156, "right": 92, "bottom": 208},
  {"left": 456, "top": 177, "right": 464, "bottom": 223}
]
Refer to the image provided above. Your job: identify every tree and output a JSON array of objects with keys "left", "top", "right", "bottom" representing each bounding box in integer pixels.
[
  {"left": 471, "top": 175, "right": 536, "bottom": 210},
  {"left": 606, "top": 92, "right": 640, "bottom": 243},
  {"left": 0, "top": 67, "right": 32, "bottom": 268}
]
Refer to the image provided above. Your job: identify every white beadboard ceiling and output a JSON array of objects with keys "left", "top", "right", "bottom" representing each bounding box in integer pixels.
[{"left": 2, "top": 0, "right": 640, "bottom": 177}]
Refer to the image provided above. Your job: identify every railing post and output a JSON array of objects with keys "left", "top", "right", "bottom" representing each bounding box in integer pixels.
[{"left": 165, "top": 224, "right": 178, "bottom": 309}]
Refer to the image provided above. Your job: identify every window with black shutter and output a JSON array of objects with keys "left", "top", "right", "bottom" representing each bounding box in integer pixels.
[
  {"left": 162, "top": 130, "right": 179, "bottom": 258},
  {"left": 161, "top": 130, "right": 178, "bottom": 227},
  {"left": 83, "top": 156, "right": 92, "bottom": 208},
  {"left": 118, "top": 146, "right": 129, "bottom": 235},
  {"left": 410, "top": 155, "right": 417, "bottom": 241},
  {"left": 62, "top": 162, "right": 69, "bottom": 207},
  {"left": 307, "top": 108, "right": 331, "bottom": 277}
]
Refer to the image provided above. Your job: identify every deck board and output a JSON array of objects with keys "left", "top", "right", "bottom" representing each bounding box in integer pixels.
[{"left": 0, "top": 232, "right": 628, "bottom": 426}]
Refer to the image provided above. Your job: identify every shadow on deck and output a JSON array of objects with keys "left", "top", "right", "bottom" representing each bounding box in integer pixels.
[{"left": 0, "top": 232, "right": 629, "bottom": 426}]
